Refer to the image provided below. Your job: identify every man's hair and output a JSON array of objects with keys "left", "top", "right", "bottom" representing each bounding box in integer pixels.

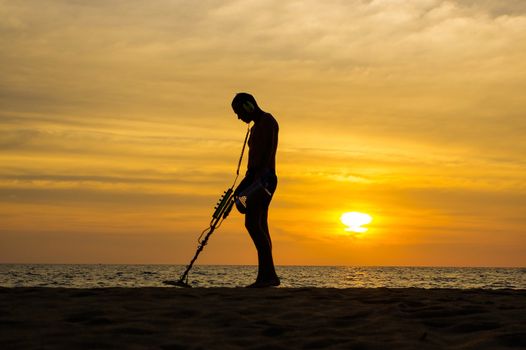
[{"left": 232, "top": 92, "right": 259, "bottom": 113}]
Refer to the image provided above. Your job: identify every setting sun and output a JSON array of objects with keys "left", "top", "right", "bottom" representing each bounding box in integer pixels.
[{"left": 340, "top": 212, "right": 373, "bottom": 233}]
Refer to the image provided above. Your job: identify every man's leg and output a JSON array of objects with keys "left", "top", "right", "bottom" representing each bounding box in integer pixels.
[
  {"left": 261, "top": 207, "right": 272, "bottom": 250},
  {"left": 245, "top": 196, "right": 279, "bottom": 287}
]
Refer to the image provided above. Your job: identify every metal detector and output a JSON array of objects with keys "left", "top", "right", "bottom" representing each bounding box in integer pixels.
[{"left": 163, "top": 125, "right": 250, "bottom": 288}]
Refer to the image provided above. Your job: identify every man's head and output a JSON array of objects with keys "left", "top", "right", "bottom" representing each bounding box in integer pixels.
[{"left": 232, "top": 92, "right": 259, "bottom": 123}]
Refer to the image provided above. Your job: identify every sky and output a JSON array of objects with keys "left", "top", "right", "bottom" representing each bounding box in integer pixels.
[{"left": 1, "top": 0, "right": 525, "bottom": 266}]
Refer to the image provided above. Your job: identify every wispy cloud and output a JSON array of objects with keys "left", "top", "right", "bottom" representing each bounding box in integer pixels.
[{"left": 1, "top": 0, "right": 524, "bottom": 265}]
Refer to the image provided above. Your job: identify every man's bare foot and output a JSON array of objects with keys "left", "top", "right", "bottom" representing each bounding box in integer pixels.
[{"left": 246, "top": 277, "right": 280, "bottom": 288}]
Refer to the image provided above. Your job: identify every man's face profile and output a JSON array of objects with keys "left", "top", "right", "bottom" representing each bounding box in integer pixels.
[{"left": 233, "top": 105, "right": 251, "bottom": 123}]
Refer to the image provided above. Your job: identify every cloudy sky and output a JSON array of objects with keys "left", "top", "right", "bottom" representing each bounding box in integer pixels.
[{"left": 1, "top": 0, "right": 525, "bottom": 266}]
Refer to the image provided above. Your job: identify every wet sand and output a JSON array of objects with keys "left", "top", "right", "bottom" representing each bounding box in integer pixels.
[{"left": 1, "top": 287, "right": 525, "bottom": 349}]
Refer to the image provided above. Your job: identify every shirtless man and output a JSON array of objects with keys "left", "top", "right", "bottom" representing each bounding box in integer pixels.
[{"left": 231, "top": 93, "right": 280, "bottom": 288}]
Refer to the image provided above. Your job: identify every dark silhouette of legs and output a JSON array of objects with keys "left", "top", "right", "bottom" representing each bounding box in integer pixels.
[{"left": 245, "top": 191, "right": 279, "bottom": 287}]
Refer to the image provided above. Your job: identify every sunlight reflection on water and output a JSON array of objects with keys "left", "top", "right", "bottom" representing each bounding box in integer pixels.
[{"left": 0, "top": 265, "right": 524, "bottom": 289}]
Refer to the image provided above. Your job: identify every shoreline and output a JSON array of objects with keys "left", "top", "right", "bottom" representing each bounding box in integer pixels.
[{"left": 1, "top": 287, "right": 525, "bottom": 349}]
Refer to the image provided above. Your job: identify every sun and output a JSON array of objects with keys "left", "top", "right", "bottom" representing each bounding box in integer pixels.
[{"left": 340, "top": 212, "right": 372, "bottom": 233}]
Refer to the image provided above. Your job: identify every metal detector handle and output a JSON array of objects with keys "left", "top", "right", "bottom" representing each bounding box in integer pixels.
[{"left": 222, "top": 198, "right": 235, "bottom": 219}]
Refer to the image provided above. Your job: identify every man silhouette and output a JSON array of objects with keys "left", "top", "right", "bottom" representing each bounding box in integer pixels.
[{"left": 232, "top": 93, "right": 280, "bottom": 288}]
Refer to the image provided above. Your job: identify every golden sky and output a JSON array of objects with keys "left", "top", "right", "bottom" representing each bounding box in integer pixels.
[{"left": 1, "top": 0, "right": 525, "bottom": 266}]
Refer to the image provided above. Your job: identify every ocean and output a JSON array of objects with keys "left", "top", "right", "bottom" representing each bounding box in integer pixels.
[{"left": 0, "top": 265, "right": 524, "bottom": 289}]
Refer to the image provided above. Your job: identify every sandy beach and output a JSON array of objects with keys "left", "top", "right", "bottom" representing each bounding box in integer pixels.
[{"left": 1, "top": 287, "right": 525, "bottom": 349}]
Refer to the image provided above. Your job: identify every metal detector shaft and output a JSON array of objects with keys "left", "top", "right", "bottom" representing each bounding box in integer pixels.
[
  {"left": 175, "top": 223, "right": 218, "bottom": 287},
  {"left": 164, "top": 190, "right": 235, "bottom": 287},
  {"left": 163, "top": 126, "right": 250, "bottom": 288}
]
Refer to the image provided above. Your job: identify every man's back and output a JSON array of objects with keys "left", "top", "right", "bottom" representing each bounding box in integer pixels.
[{"left": 247, "top": 112, "right": 279, "bottom": 174}]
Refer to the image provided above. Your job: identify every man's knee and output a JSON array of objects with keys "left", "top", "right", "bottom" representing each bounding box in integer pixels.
[{"left": 245, "top": 215, "right": 259, "bottom": 232}]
